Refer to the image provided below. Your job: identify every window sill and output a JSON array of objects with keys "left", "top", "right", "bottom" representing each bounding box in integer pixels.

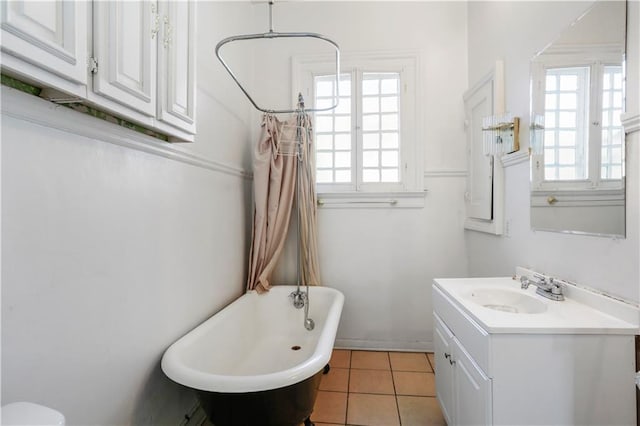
[{"left": 316, "top": 191, "right": 426, "bottom": 209}]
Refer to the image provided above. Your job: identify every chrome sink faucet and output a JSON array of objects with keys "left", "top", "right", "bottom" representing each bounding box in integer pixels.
[{"left": 520, "top": 273, "right": 565, "bottom": 301}]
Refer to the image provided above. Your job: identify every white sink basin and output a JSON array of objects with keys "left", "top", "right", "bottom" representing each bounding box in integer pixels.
[{"left": 466, "top": 288, "right": 547, "bottom": 314}]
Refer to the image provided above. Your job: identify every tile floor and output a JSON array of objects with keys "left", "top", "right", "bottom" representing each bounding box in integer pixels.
[{"left": 311, "top": 350, "right": 445, "bottom": 426}]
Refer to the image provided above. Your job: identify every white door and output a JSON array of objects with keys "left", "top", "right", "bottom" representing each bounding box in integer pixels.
[
  {"left": 156, "top": 0, "right": 196, "bottom": 134},
  {"left": 0, "top": 1, "right": 87, "bottom": 84},
  {"left": 93, "top": 0, "right": 157, "bottom": 116},
  {"left": 433, "top": 314, "right": 455, "bottom": 425},
  {"left": 465, "top": 79, "right": 494, "bottom": 220},
  {"left": 452, "top": 337, "right": 492, "bottom": 426}
]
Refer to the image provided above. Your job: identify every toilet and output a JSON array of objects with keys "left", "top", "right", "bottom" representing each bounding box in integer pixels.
[{"left": 1, "top": 402, "right": 65, "bottom": 425}]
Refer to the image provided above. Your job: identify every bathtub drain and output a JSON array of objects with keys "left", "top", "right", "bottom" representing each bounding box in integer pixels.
[{"left": 291, "top": 345, "right": 301, "bottom": 351}]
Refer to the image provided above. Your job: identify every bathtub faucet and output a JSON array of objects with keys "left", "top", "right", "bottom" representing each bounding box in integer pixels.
[{"left": 290, "top": 290, "right": 306, "bottom": 309}]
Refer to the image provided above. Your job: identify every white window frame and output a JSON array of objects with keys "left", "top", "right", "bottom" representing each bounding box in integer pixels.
[
  {"left": 531, "top": 45, "right": 625, "bottom": 192},
  {"left": 293, "top": 52, "right": 421, "bottom": 197}
]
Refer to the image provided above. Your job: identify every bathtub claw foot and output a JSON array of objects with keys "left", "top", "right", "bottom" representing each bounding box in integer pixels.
[
  {"left": 323, "top": 364, "right": 330, "bottom": 375},
  {"left": 304, "top": 416, "right": 315, "bottom": 426}
]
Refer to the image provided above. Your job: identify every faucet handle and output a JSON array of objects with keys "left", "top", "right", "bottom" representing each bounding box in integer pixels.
[
  {"left": 550, "top": 278, "right": 563, "bottom": 295},
  {"left": 533, "top": 273, "right": 547, "bottom": 283}
]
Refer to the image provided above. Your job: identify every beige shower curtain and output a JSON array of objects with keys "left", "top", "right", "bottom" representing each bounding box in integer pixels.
[
  {"left": 297, "top": 113, "right": 321, "bottom": 286},
  {"left": 246, "top": 113, "right": 321, "bottom": 293}
]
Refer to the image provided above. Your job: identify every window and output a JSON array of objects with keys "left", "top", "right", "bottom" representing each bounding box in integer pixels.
[
  {"left": 543, "top": 67, "right": 589, "bottom": 180},
  {"left": 531, "top": 50, "right": 625, "bottom": 191},
  {"left": 295, "top": 54, "right": 419, "bottom": 194},
  {"left": 600, "top": 65, "right": 624, "bottom": 180}
]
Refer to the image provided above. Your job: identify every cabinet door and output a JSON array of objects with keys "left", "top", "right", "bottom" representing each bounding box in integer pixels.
[
  {"left": 157, "top": 0, "right": 196, "bottom": 134},
  {"left": 433, "top": 314, "right": 455, "bottom": 425},
  {"left": 452, "top": 336, "right": 492, "bottom": 426},
  {"left": 0, "top": 1, "right": 87, "bottom": 85},
  {"left": 93, "top": 0, "right": 157, "bottom": 116}
]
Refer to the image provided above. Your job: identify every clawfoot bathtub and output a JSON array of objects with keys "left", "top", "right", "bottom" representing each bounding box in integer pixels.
[{"left": 161, "top": 285, "right": 344, "bottom": 426}]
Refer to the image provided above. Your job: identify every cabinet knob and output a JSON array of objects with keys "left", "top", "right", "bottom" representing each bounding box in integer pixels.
[
  {"left": 449, "top": 358, "right": 456, "bottom": 365},
  {"left": 444, "top": 352, "right": 451, "bottom": 359}
]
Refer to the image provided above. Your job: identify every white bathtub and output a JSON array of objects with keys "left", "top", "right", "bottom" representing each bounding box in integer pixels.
[{"left": 161, "top": 285, "right": 344, "bottom": 393}]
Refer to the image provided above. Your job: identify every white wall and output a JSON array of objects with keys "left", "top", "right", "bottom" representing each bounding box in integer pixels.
[
  {"left": 241, "top": 1, "right": 470, "bottom": 350},
  {"left": 1, "top": 3, "right": 255, "bottom": 424},
  {"left": 466, "top": 1, "right": 639, "bottom": 303}
]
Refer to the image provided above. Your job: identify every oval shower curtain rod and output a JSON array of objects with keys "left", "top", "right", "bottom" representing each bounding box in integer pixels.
[{"left": 215, "top": 1, "right": 341, "bottom": 114}]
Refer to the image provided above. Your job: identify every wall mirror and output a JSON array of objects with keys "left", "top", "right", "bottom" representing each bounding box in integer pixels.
[{"left": 529, "top": 0, "right": 626, "bottom": 237}]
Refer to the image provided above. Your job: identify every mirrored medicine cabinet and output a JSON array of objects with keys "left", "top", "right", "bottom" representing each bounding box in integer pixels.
[{"left": 529, "top": 0, "right": 626, "bottom": 237}]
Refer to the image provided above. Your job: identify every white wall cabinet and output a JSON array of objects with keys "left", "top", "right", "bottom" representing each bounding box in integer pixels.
[
  {"left": 0, "top": 0, "right": 88, "bottom": 96},
  {"left": 1, "top": 0, "right": 196, "bottom": 142},
  {"left": 92, "top": 1, "right": 157, "bottom": 117}
]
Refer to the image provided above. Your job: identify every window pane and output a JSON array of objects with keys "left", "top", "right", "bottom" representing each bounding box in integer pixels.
[
  {"left": 380, "top": 96, "right": 398, "bottom": 113},
  {"left": 316, "top": 98, "right": 333, "bottom": 110},
  {"left": 335, "top": 98, "right": 351, "bottom": 114},
  {"left": 558, "top": 131, "right": 575, "bottom": 147},
  {"left": 381, "top": 150, "right": 398, "bottom": 167},
  {"left": 545, "top": 94, "right": 557, "bottom": 109},
  {"left": 334, "top": 134, "right": 350, "bottom": 150},
  {"left": 381, "top": 78, "right": 398, "bottom": 94},
  {"left": 546, "top": 74, "right": 557, "bottom": 91},
  {"left": 316, "top": 170, "right": 333, "bottom": 183},
  {"left": 363, "top": 114, "right": 380, "bottom": 131},
  {"left": 316, "top": 152, "right": 333, "bottom": 168},
  {"left": 334, "top": 116, "right": 351, "bottom": 132},
  {"left": 316, "top": 80, "right": 334, "bottom": 97},
  {"left": 559, "top": 93, "right": 576, "bottom": 109},
  {"left": 545, "top": 112, "right": 556, "bottom": 128},
  {"left": 335, "top": 169, "right": 351, "bottom": 183},
  {"left": 316, "top": 134, "right": 332, "bottom": 150},
  {"left": 362, "top": 97, "right": 379, "bottom": 113},
  {"left": 363, "top": 150, "right": 379, "bottom": 167},
  {"left": 363, "top": 169, "right": 380, "bottom": 182},
  {"left": 381, "top": 114, "right": 398, "bottom": 131},
  {"left": 339, "top": 79, "right": 351, "bottom": 96},
  {"left": 335, "top": 151, "right": 351, "bottom": 168},
  {"left": 544, "top": 131, "right": 555, "bottom": 147},
  {"left": 558, "top": 148, "right": 575, "bottom": 165},
  {"left": 381, "top": 169, "right": 399, "bottom": 182},
  {"left": 558, "top": 111, "right": 576, "bottom": 128},
  {"left": 315, "top": 116, "right": 333, "bottom": 132},
  {"left": 558, "top": 167, "right": 576, "bottom": 180},
  {"left": 545, "top": 149, "right": 555, "bottom": 163},
  {"left": 559, "top": 74, "right": 577, "bottom": 90},
  {"left": 362, "top": 79, "right": 379, "bottom": 95},
  {"left": 381, "top": 133, "right": 399, "bottom": 148},
  {"left": 363, "top": 133, "right": 379, "bottom": 149}
]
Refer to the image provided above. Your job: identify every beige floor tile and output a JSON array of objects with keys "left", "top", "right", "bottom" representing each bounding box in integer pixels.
[
  {"left": 330, "top": 349, "right": 352, "bottom": 369},
  {"left": 389, "top": 352, "right": 432, "bottom": 372},
  {"left": 350, "top": 351, "right": 390, "bottom": 370},
  {"left": 313, "top": 391, "right": 347, "bottom": 424},
  {"left": 349, "top": 369, "right": 395, "bottom": 394},
  {"left": 397, "top": 396, "right": 446, "bottom": 426},
  {"left": 347, "top": 393, "right": 400, "bottom": 426},
  {"left": 393, "top": 371, "right": 436, "bottom": 396},
  {"left": 320, "top": 367, "right": 349, "bottom": 392},
  {"left": 427, "top": 352, "right": 435, "bottom": 371},
  {"left": 315, "top": 423, "right": 344, "bottom": 426}
]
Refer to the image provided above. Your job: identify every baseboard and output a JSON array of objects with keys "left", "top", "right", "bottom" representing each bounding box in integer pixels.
[{"left": 334, "top": 338, "right": 434, "bottom": 353}]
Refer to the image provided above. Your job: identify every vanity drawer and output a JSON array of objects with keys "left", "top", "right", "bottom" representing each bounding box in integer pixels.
[{"left": 433, "top": 284, "right": 491, "bottom": 375}]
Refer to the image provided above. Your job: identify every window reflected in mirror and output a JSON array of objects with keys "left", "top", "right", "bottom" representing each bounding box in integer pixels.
[{"left": 530, "top": 0, "right": 626, "bottom": 237}]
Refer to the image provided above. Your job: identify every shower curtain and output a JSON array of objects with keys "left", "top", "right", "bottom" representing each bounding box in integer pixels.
[{"left": 246, "top": 113, "right": 321, "bottom": 293}]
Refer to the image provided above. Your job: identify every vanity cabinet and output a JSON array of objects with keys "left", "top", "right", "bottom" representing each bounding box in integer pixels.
[
  {"left": 433, "top": 280, "right": 636, "bottom": 425},
  {"left": 1, "top": 0, "right": 196, "bottom": 142},
  {"left": 434, "top": 313, "right": 491, "bottom": 425}
]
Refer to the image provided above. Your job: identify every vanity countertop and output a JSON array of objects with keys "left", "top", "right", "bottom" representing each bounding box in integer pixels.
[{"left": 433, "top": 276, "right": 639, "bottom": 335}]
